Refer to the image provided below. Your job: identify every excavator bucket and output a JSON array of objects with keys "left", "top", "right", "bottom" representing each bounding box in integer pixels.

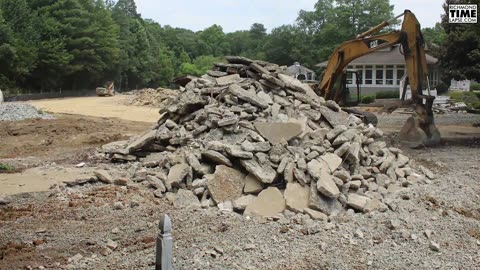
[{"left": 398, "top": 102, "right": 441, "bottom": 148}]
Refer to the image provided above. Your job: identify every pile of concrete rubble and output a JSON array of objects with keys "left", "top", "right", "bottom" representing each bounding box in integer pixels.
[{"left": 97, "top": 56, "right": 434, "bottom": 219}]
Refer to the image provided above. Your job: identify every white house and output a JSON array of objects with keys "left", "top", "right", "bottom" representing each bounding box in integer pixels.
[
  {"left": 286, "top": 62, "right": 316, "bottom": 81},
  {"left": 316, "top": 44, "right": 440, "bottom": 95}
]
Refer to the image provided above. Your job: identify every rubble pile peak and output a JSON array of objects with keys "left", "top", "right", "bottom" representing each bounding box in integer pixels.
[{"left": 99, "top": 56, "right": 433, "bottom": 218}]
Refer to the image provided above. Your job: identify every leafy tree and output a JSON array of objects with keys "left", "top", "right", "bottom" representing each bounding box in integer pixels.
[
  {"left": 0, "top": 0, "right": 38, "bottom": 87},
  {"left": 250, "top": 23, "right": 267, "bottom": 40},
  {"left": 264, "top": 25, "right": 297, "bottom": 65},
  {"left": 422, "top": 23, "right": 447, "bottom": 58},
  {"left": 198, "top": 25, "right": 229, "bottom": 56},
  {"left": 440, "top": 0, "right": 480, "bottom": 81}
]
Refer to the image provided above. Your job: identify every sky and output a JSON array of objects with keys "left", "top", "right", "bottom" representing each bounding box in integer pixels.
[{"left": 135, "top": 0, "right": 445, "bottom": 33}]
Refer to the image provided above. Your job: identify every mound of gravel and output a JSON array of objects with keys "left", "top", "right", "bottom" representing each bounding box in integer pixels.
[
  {"left": 127, "top": 88, "right": 179, "bottom": 107},
  {"left": 0, "top": 103, "right": 54, "bottom": 121}
]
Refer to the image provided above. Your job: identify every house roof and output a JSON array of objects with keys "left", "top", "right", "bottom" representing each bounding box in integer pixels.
[
  {"left": 315, "top": 45, "right": 438, "bottom": 67},
  {"left": 286, "top": 62, "right": 315, "bottom": 75}
]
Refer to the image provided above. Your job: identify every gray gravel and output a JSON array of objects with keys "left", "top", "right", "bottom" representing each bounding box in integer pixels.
[
  {"left": 1, "top": 145, "right": 479, "bottom": 269},
  {"left": 376, "top": 112, "right": 480, "bottom": 126},
  {"left": 0, "top": 103, "right": 54, "bottom": 121}
]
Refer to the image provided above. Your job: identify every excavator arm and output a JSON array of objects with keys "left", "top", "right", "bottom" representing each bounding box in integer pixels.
[
  {"left": 318, "top": 31, "right": 404, "bottom": 101},
  {"left": 317, "top": 10, "right": 440, "bottom": 148}
]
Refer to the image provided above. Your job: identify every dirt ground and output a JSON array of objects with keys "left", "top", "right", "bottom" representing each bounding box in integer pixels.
[
  {"left": 0, "top": 98, "right": 479, "bottom": 269},
  {"left": 28, "top": 95, "right": 159, "bottom": 123},
  {"left": 0, "top": 114, "right": 151, "bottom": 195}
]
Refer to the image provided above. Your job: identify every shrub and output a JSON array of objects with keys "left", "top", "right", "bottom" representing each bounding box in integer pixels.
[
  {"left": 471, "top": 101, "right": 480, "bottom": 110},
  {"left": 361, "top": 95, "right": 376, "bottom": 104},
  {"left": 0, "top": 163, "right": 14, "bottom": 172},
  {"left": 435, "top": 82, "right": 449, "bottom": 94},
  {"left": 448, "top": 91, "right": 479, "bottom": 103},
  {"left": 470, "top": 82, "right": 480, "bottom": 91},
  {"left": 375, "top": 91, "right": 398, "bottom": 99}
]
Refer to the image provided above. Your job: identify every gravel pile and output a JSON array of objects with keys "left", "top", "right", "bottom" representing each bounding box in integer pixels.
[
  {"left": 126, "top": 88, "right": 179, "bottom": 107},
  {"left": 0, "top": 103, "right": 54, "bottom": 121}
]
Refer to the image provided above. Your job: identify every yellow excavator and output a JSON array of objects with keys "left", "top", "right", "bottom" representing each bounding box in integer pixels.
[{"left": 316, "top": 10, "right": 441, "bottom": 148}]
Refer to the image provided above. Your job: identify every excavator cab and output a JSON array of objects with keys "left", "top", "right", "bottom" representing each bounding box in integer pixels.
[{"left": 329, "top": 69, "right": 361, "bottom": 106}]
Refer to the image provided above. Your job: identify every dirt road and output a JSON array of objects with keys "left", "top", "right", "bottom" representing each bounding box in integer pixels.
[{"left": 28, "top": 95, "right": 159, "bottom": 123}]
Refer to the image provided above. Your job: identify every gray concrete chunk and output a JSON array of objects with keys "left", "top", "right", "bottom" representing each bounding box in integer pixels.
[
  {"left": 208, "top": 165, "right": 245, "bottom": 203},
  {"left": 202, "top": 150, "right": 232, "bottom": 167},
  {"left": 229, "top": 84, "right": 269, "bottom": 109},
  {"left": 284, "top": 182, "right": 310, "bottom": 213},
  {"left": 254, "top": 121, "right": 304, "bottom": 144},
  {"left": 244, "top": 187, "right": 285, "bottom": 217},
  {"left": 240, "top": 159, "right": 277, "bottom": 184},
  {"left": 244, "top": 174, "right": 264, "bottom": 194}
]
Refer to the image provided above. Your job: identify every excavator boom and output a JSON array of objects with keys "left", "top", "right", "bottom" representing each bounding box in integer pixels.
[{"left": 317, "top": 10, "right": 440, "bottom": 148}]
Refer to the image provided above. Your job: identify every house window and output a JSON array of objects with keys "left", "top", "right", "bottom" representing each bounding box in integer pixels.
[
  {"left": 356, "top": 69, "right": 363, "bottom": 85},
  {"left": 365, "top": 65, "right": 372, "bottom": 85},
  {"left": 429, "top": 70, "right": 439, "bottom": 87},
  {"left": 375, "top": 65, "right": 384, "bottom": 85},
  {"left": 346, "top": 71, "right": 353, "bottom": 84},
  {"left": 386, "top": 65, "right": 394, "bottom": 85},
  {"left": 396, "top": 65, "right": 405, "bottom": 85}
]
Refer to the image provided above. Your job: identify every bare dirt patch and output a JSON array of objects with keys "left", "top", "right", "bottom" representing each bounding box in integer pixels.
[
  {"left": 0, "top": 114, "right": 150, "bottom": 161},
  {"left": 27, "top": 95, "right": 159, "bottom": 122}
]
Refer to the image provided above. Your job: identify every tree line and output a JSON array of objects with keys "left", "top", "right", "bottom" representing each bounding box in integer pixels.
[{"left": 0, "top": 0, "right": 477, "bottom": 94}]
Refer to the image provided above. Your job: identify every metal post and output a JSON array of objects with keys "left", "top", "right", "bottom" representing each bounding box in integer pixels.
[{"left": 156, "top": 214, "right": 173, "bottom": 270}]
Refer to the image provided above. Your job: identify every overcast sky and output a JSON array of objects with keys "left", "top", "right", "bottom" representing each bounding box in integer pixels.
[{"left": 135, "top": 0, "right": 444, "bottom": 33}]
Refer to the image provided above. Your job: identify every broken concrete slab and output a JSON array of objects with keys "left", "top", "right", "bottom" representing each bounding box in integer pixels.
[
  {"left": 347, "top": 193, "right": 372, "bottom": 212},
  {"left": 284, "top": 182, "right": 310, "bottom": 213},
  {"left": 208, "top": 165, "right": 245, "bottom": 203},
  {"left": 244, "top": 187, "right": 285, "bottom": 217},
  {"left": 304, "top": 208, "right": 328, "bottom": 221},
  {"left": 94, "top": 170, "right": 114, "bottom": 184},
  {"left": 225, "top": 145, "right": 254, "bottom": 159},
  {"left": 243, "top": 174, "right": 263, "bottom": 194},
  {"left": 229, "top": 84, "right": 269, "bottom": 109},
  {"left": 241, "top": 140, "right": 271, "bottom": 152},
  {"left": 254, "top": 121, "right": 304, "bottom": 145},
  {"left": 308, "top": 181, "right": 343, "bottom": 216},
  {"left": 202, "top": 150, "right": 232, "bottom": 167},
  {"left": 216, "top": 74, "right": 241, "bottom": 86},
  {"left": 318, "top": 106, "right": 349, "bottom": 127},
  {"left": 126, "top": 129, "right": 156, "bottom": 153},
  {"left": 277, "top": 73, "right": 308, "bottom": 93},
  {"left": 233, "top": 195, "right": 257, "bottom": 211},
  {"left": 173, "top": 189, "right": 201, "bottom": 209},
  {"left": 318, "top": 153, "right": 343, "bottom": 173},
  {"left": 316, "top": 170, "right": 340, "bottom": 198},
  {"left": 249, "top": 62, "right": 270, "bottom": 75},
  {"left": 146, "top": 175, "right": 166, "bottom": 192},
  {"left": 167, "top": 164, "right": 191, "bottom": 189},
  {"left": 240, "top": 159, "right": 277, "bottom": 184}
]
